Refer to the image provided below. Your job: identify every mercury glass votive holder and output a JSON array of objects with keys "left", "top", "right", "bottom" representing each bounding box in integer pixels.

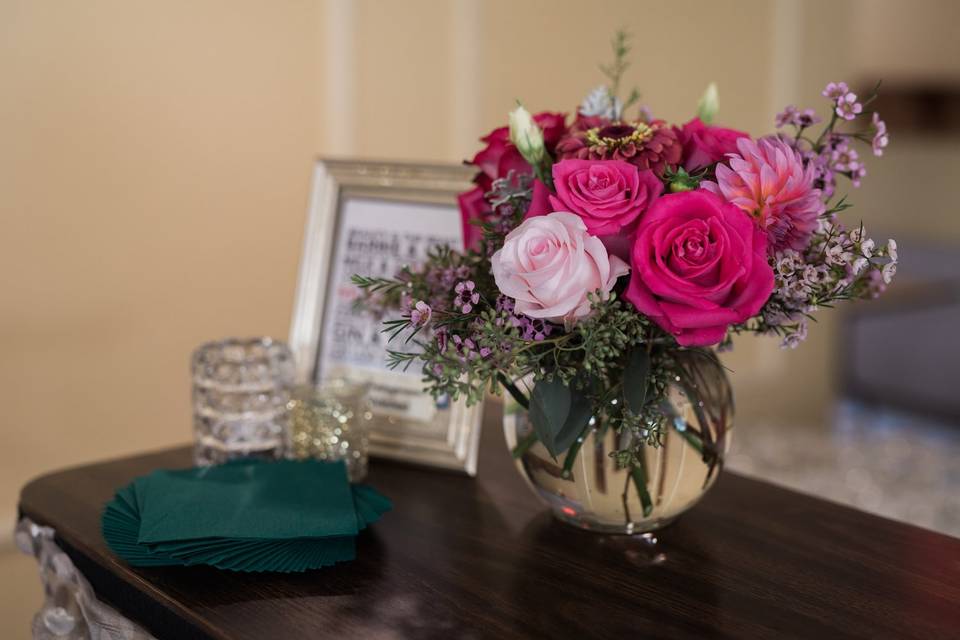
[
  {"left": 191, "top": 337, "right": 295, "bottom": 466},
  {"left": 288, "top": 379, "right": 372, "bottom": 481}
]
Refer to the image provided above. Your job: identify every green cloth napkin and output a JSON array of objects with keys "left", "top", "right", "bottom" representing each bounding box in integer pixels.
[{"left": 101, "top": 458, "right": 391, "bottom": 573}]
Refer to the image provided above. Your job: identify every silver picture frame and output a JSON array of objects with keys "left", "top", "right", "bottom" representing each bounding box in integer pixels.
[{"left": 289, "top": 158, "right": 484, "bottom": 475}]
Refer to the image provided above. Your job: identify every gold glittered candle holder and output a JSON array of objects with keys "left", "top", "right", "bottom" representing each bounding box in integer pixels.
[{"left": 288, "top": 379, "right": 372, "bottom": 481}]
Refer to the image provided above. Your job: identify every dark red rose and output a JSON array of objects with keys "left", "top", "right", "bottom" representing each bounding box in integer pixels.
[
  {"left": 675, "top": 118, "right": 749, "bottom": 171},
  {"left": 533, "top": 112, "right": 568, "bottom": 148},
  {"left": 458, "top": 112, "right": 567, "bottom": 250},
  {"left": 468, "top": 112, "right": 567, "bottom": 191},
  {"left": 471, "top": 128, "right": 525, "bottom": 192},
  {"left": 457, "top": 186, "right": 488, "bottom": 251},
  {"left": 526, "top": 178, "right": 553, "bottom": 217}
]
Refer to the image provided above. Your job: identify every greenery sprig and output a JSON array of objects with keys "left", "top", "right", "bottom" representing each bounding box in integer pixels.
[{"left": 598, "top": 29, "right": 641, "bottom": 117}]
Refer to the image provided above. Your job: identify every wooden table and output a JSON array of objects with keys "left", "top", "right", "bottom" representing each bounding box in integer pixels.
[{"left": 19, "top": 405, "right": 960, "bottom": 639}]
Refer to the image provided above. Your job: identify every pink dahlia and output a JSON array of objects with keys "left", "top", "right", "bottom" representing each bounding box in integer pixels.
[{"left": 703, "top": 137, "right": 824, "bottom": 253}]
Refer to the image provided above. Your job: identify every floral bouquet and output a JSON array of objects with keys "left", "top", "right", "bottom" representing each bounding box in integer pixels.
[{"left": 354, "top": 33, "right": 896, "bottom": 532}]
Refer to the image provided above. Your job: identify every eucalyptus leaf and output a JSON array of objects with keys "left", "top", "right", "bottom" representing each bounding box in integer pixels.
[
  {"left": 529, "top": 378, "right": 571, "bottom": 456},
  {"left": 622, "top": 348, "right": 651, "bottom": 413},
  {"left": 554, "top": 390, "right": 593, "bottom": 457},
  {"left": 529, "top": 379, "right": 593, "bottom": 458}
]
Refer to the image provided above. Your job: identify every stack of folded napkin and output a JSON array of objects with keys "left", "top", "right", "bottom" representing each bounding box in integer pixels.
[{"left": 101, "top": 459, "right": 391, "bottom": 572}]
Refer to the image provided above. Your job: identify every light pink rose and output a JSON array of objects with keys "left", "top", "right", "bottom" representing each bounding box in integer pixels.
[
  {"left": 491, "top": 212, "right": 629, "bottom": 327},
  {"left": 624, "top": 190, "right": 774, "bottom": 346}
]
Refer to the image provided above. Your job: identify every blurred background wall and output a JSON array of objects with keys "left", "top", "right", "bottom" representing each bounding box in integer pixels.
[{"left": 2, "top": 0, "right": 960, "bottom": 538}]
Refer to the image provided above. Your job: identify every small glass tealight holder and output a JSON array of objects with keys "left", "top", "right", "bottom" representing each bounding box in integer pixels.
[
  {"left": 288, "top": 379, "right": 372, "bottom": 481},
  {"left": 191, "top": 337, "right": 295, "bottom": 466}
]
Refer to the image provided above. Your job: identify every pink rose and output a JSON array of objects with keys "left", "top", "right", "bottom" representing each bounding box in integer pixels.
[
  {"left": 624, "top": 190, "right": 774, "bottom": 346},
  {"left": 676, "top": 118, "right": 749, "bottom": 171},
  {"left": 491, "top": 212, "right": 629, "bottom": 327},
  {"left": 546, "top": 159, "right": 663, "bottom": 236}
]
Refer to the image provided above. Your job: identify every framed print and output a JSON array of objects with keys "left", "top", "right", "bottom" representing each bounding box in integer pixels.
[{"left": 289, "top": 158, "right": 484, "bottom": 475}]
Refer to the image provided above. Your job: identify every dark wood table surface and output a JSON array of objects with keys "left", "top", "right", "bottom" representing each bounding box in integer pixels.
[{"left": 19, "top": 404, "right": 960, "bottom": 639}]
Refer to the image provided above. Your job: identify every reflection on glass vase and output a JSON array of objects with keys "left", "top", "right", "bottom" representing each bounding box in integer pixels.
[{"left": 503, "top": 350, "right": 733, "bottom": 534}]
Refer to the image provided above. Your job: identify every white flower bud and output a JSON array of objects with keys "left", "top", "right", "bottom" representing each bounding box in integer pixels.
[
  {"left": 508, "top": 104, "right": 545, "bottom": 166},
  {"left": 696, "top": 82, "right": 720, "bottom": 124}
]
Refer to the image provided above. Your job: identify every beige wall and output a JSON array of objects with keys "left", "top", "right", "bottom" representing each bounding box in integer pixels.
[
  {"left": 2, "top": 0, "right": 959, "bottom": 530},
  {"left": 0, "top": 0, "right": 320, "bottom": 527}
]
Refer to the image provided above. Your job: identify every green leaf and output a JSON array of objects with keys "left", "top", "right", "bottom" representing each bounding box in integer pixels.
[
  {"left": 557, "top": 390, "right": 593, "bottom": 455},
  {"left": 529, "top": 378, "right": 570, "bottom": 450},
  {"left": 529, "top": 379, "right": 593, "bottom": 458},
  {"left": 622, "top": 348, "right": 651, "bottom": 413},
  {"left": 561, "top": 431, "right": 587, "bottom": 478},
  {"left": 511, "top": 431, "right": 538, "bottom": 459},
  {"left": 630, "top": 459, "right": 654, "bottom": 517}
]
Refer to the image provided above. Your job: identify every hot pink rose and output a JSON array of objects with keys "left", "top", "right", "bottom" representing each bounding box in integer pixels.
[
  {"left": 543, "top": 159, "right": 663, "bottom": 236},
  {"left": 624, "top": 190, "right": 774, "bottom": 346},
  {"left": 676, "top": 118, "right": 749, "bottom": 171},
  {"left": 491, "top": 212, "right": 629, "bottom": 327}
]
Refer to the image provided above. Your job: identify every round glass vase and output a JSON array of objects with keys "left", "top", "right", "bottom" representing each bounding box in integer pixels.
[{"left": 503, "top": 351, "right": 733, "bottom": 534}]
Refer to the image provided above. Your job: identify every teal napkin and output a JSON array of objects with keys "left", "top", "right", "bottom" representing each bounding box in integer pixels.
[
  {"left": 137, "top": 460, "right": 359, "bottom": 543},
  {"left": 101, "top": 459, "right": 391, "bottom": 573}
]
